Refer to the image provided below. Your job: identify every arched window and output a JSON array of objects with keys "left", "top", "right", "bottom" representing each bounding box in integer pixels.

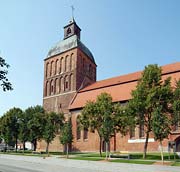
[
  {"left": 67, "top": 27, "right": 71, "bottom": 35},
  {"left": 139, "top": 123, "right": 144, "bottom": 138},
  {"left": 60, "top": 57, "right": 64, "bottom": 73},
  {"left": 55, "top": 59, "right": 59, "bottom": 75},
  {"left": 83, "top": 128, "right": 88, "bottom": 140},
  {"left": 50, "top": 79, "right": 54, "bottom": 95},
  {"left": 50, "top": 61, "right": 54, "bottom": 76},
  {"left": 60, "top": 77, "right": 64, "bottom": 92},
  {"left": 46, "top": 62, "right": 49, "bottom": 78},
  {"left": 70, "top": 74, "right": 73, "bottom": 91},
  {"left": 55, "top": 78, "right": 59, "bottom": 94},
  {"left": 65, "top": 55, "right": 70, "bottom": 72},
  {"left": 45, "top": 81, "right": 49, "bottom": 96},
  {"left": 65, "top": 56, "right": 67, "bottom": 72},
  {"left": 70, "top": 53, "right": 73, "bottom": 71},
  {"left": 59, "top": 77, "right": 61, "bottom": 93},
  {"left": 60, "top": 57, "right": 62, "bottom": 73},
  {"left": 54, "top": 79, "right": 56, "bottom": 94},
  {"left": 130, "top": 126, "right": 135, "bottom": 139},
  {"left": 76, "top": 116, "right": 81, "bottom": 140},
  {"left": 64, "top": 75, "right": 69, "bottom": 91}
]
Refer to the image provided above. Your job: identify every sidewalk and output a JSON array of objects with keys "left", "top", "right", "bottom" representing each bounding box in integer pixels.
[{"left": 0, "top": 154, "right": 179, "bottom": 172}]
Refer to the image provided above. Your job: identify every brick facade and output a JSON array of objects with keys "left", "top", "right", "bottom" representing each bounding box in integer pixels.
[
  {"left": 40, "top": 19, "right": 97, "bottom": 151},
  {"left": 40, "top": 19, "right": 180, "bottom": 153}
]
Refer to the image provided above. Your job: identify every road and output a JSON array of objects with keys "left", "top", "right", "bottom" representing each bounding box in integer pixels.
[
  {"left": 0, "top": 154, "right": 180, "bottom": 172},
  {"left": 0, "top": 164, "right": 39, "bottom": 172}
]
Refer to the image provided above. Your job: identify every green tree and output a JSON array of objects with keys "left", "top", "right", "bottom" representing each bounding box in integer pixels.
[
  {"left": 43, "top": 112, "right": 64, "bottom": 155},
  {"left": 26, "top": 105, "right": 45, "bottom": 151},
  {"left": 113, "top": 103, "right": 132, "bottom": 139},
  {"left": 0, "top": 56, "right": 12, "bottom": 91},
  {"left": 172, "top": 80, "right": 180, "bottom": 130},
  {"left": 0, "top": 134, "right": 2, "bottom": 143},
  {"left": 0, "top": 117, "right": 4, "bottom": 143},
  {"left": 152, "top": 106, "right": 171, "bottom": 163},
  {"left": 18, "top": 112, "right": 31, "bottom": 152},
  {"left": 80, "top": 92, "right": 115, "bottom": 159},
  {"left": 96, "top": 93, "right": 114, "bottom": 159},
  {"left": 0, "top": 107, "right": 23, "bottom": 152},
  {"left": 152, "top": 76, "right": 173, "bottom": 164},
  {"left": 60, "top": 120, "right": 73, "bottom": 158},
  {"left": 127, "top": 64, "right": 173, "bottom": 159}
]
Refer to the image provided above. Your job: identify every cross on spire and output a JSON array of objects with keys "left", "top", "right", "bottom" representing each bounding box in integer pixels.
[{"left": 71, "top": 5, "right": 75, "bottom": 19}]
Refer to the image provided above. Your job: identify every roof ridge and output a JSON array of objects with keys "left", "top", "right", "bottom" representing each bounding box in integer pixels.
[
  {"left": 69, "top": 62, "right": 180, "bottom": 110},
  {"left": 79, "top": 62, "right": 180, "bottom": 93}
]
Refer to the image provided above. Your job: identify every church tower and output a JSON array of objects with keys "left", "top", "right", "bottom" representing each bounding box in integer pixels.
[{"left": 43, "top": 19, "right": 97, "bottom": 115}]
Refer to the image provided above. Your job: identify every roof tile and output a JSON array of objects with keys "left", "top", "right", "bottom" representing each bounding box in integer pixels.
[{"left": 69, "top": 62, "right": 180, "bottom": 110}]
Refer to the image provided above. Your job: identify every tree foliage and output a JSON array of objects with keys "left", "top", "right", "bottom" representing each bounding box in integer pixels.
[
  {"left": 127, "top": 64, "right": 173, "bottom": 159},
  {"left": 18, "top": 111, "right": 31, "bottom": 152},
  {"left": 80, "top": 92, "right": 132, "bottom": 158},
  {"left": 26, "top": 105, "right": 45, "bottom": 151},
  {"left": 0, "top": 105, "right": 67, "bottom": 152},
  {"left": 113, "top": 103, "right": 132, "bottom": 136},
  {"left": 172, "top": 80, "right": 180, "bottom": 128},
  {"left": 60, "top": 120, "right": 73, "bottom": 158},
  {"left": 80, "top": 92, "right": 115, "bottom": 159},
  {"left": 152, "top": 106, "right": 171, "bottom": 163},
  {"left": 43, "top": 112, "right": 64, "bottom": 155},
  {"left": 0, "top": 107, "right": 23, "bottom": 152},
  {"left": 0, "top": 56, "right": 12, "bottom": 91}
]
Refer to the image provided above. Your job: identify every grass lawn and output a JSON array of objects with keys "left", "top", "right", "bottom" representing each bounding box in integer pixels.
[
  {"left": 68, "top": 157, "right": 154, "bottom": 164},
  {"left": 69, "top": 156, "right": 104, "bottom": 161},
  {"left": 130, "top": 152, "right": 179, "bottom": 160},
  {"left": 0, "top": 151, "right": 43, "bottom": 157},
  {"left": 171, "top": 162, "right": 180, "bottom": 166},
  {"left": 1, "top": 151, "right": 179, "bottom": 166},
  {"left": 110, "top": 159, "right": 154, "bottom": 165},
  {"left": 69, "top": 152, "right": 180, "bottom": 166}
]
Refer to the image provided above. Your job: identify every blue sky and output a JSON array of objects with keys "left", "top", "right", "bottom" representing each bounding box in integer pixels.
[{"left": 0, "top": 0, "right": 180, "bottom": 115}]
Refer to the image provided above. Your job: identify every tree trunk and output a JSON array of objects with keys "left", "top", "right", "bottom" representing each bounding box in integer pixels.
[
  {"left": 143, "top": 131, "right": 149, "bottom": 159},
  {"left": 46, "top": 142, "right": 49, "bottom": 156},
  {"left": 4, "top": 143, "right": 7, "bottom": 152},
  {"left": 105, "top": 141, "right": 108, "bottom": 160},
  {"left": 160, "top": 141, "right": 164, "bottom": 164},
  {"left": 33, "top": 139, "right": 37, "bottom": 151},
  {"left": 23, "top": 141, "right": 26, "bottom": 154},
  {"left": 114, "top": 134, "right": 116, "bottom": 152},
  {"left": 99, "top": 137, "right": 102, "bottom": 157},
  {"left": 66, "top": 143, "right": 69, "bottom": 158},
  {"left": 15, "top": 137, "right": 18, "bottom": 153}
]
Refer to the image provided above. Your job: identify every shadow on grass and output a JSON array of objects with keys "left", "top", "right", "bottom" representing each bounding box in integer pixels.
[
  {"left": 110, "top": 159, "right": 154, "bottom": 165},
  {"left": 130, "top": 153, "right": 179, "bottom": 160},
  {"left": 69, "top": 157, "right": 104, "bottom": 161},
  {"left": 171, "top": 162, "right": 180, "bottom": 166}
]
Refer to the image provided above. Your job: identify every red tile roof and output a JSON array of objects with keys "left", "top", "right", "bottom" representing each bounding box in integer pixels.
[{"left": 69, "top": 62, "right": 180, "bottom": 110}]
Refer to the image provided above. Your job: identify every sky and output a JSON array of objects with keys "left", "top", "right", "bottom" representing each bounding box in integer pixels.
[{"left": 0, "top": 0, "right": 180, "bottom": 116}]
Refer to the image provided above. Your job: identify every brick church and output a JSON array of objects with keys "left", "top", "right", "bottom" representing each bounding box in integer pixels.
[{"left": 39, "top": 18, "right": 180, "bottom": 152}]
